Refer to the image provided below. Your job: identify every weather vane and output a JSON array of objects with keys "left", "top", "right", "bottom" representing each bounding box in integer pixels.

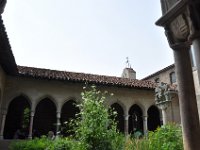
[{"left": 126, "top": 57, "right": 131, "bottom": 68}]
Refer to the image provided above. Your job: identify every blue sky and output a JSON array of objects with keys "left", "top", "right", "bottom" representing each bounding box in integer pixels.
[{"left": 2, "top": 0, "right": 174, "bottom": 79}]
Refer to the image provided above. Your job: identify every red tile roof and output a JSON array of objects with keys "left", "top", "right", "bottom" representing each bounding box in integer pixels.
[{"left": 18, "top": 66, "right": 156, "bottom": 90}]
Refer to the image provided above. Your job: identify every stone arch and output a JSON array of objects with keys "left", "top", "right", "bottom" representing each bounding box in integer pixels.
[
  {"left": 33, "top": 98, "right": 57, "bottom": 137},
  {"left": 109, "top": 99, "right": 126, "bottom": 114},
  {"left": 128, "top": 104, "right": 143, "bottom": 134},
  {"left": 4, "top": 95, "right": 31, "bottom": 139},
  {"left": 111, "top": 103, "right": 124, "bottom": 133},
  {"left": 61, "top": 97, "right": 79, "bottom": 106},
  {"left": 35, "top": 95, "right": 57, "bottom": 109},
  {"left": 6, "top": 93, "right": 32, "bottom": 109},
  {"left": 61, "top": 99, "right": 80, "bottom": 136},
  {"left": 128, "top": 101, "right": 145, "bottom": 115},
  {"left": 147, "top": 105, "right": 161, "bottom": 131}
]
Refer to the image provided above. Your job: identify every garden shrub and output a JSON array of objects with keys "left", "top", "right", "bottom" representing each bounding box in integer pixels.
[
  {"left": 148, "top": 123, "right": 183, "bottom": 150},
  {"left": 9, "top": 136, "right": 53, "bottom": 150},
  {"left": 47, "top": 138, "right": 86, "bottom": 150},
  {"left": 125, "top": 137, "right": 149, "bottom": 150},
  {"left": 68, "top": 85, "right": 125, "bottom": 150}
]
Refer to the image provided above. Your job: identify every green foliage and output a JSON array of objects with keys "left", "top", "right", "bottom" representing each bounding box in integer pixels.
[
  {"left": 124, "top": 123, "right": 183, "bottom": 150},
  {"left": 47, "top": 138, "right": 86, "bottom": 150},
  {"left": 148, "top": 123, "right": 183, "bottom": 150},
  {"left": 22, "top": 107, "right": 30, "bottom": 129},
  {"left": 125, "top": 138, "right": 149, "bottom": 150},
  {"left": 69, "top": 85, "right": 125, "bottom": 150},
  {"left": 9, "top": 136, "right": 52, "bottom": 150}
]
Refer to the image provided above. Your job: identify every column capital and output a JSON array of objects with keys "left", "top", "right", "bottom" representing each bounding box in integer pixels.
[
  {"left": 30, "top": 111, "right": 35, "bottom": 117},
  {"left": 143, "top": 115, "right": 148, "bottom": 120},
  {"left": 124, "top": 115, "right": 129, "bottom": 121}
]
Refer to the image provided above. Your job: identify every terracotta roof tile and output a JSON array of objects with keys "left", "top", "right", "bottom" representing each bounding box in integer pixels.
[{"left": 18, "top": 66, "right": 156, "bottom": 90}]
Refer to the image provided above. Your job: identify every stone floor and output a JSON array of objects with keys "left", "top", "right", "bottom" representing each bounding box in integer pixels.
[{"left": 0, "top": 140, "right": 13, "bottom": 150}]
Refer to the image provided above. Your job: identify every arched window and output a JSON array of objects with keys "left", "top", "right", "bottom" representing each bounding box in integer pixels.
[{"left": 170, "top": 72, "right": 176, "bottom": 84}]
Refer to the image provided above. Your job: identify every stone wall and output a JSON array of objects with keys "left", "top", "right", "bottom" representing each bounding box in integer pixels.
[{"left": 146, "top": 67, "right": 175, "bottom": 84}]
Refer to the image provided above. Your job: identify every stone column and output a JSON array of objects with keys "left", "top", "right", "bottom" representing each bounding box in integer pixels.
[
  {"left": 193, "top": 39, "right": 200, "bottom": 70},
  {"left": 124, "top": 114, "right": 129, "bottom": 136},
  {"left": 28, "top": 111, "right": 35, "bottom": 139},
  {"left": 161, "top": 108, "right": 167, "bottom": 125},
  {"left": 56, "top": 112, "right": 61, "bottom": 136},
  {"left": 0, "top": 109, "right": 7, "bottom": 139},
  {"left": 143, "top": 115, "right": 148, "bottom": 135},
  {"left": 192, "top": 38, "right": 200, "bottom": 90},
  {"left": 173, "top": 44, "right": 200, "bottom": 150}
]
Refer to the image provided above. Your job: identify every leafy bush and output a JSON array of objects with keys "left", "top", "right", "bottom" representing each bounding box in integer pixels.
[
  {"left": 47, "top": 138, "right": 86, "bottom": 150},
  {"left": 9, "top": 136, "right": 52, "bottom": 150},
  {"left": 125, "top": 138, "right": 149, "bottom": 150},
  {"left": 148, "top": 123, "right": 183, "bottom": 150},
  {"left": 68, "top": 85, "right": 125, "bottom": 150}
]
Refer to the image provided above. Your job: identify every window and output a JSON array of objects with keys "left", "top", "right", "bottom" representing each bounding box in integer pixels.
[{"left": 170, "top": 72, "right": 176, "bottom": 84}]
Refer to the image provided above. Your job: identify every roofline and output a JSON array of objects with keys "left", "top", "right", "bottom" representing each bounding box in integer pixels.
[
  {"left": 142, "top": 64, "right": 175, "bottom": 80},
  {"left": 17, "top": 65, "right": 155, "bottom": 90},
  {"left": 0, "top": 15, "right": 18, "bottom": 75}
]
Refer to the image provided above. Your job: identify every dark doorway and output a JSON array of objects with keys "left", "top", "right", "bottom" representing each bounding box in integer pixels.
[
  {"left": 128, "top": 104, "right": 143, "bottom": 134},
  {"left": 33, "top": 98, "right": 56, "bottom": 137},
  {"left": 61, "top": 100, "right": 79, "bottom": 136},
  {"left": 147, "top": 105, "right": 161, "bottom": 131},
  {"left": 4, "top": 96, "right": 31, "bottom": 139},
  {"left": 111, "top": 103, "right": 124, "bottom": 133}
]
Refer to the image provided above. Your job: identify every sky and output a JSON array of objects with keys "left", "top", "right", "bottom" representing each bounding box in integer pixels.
[{"left": 2, "top": 0, "right": 174, "bottom": 79}]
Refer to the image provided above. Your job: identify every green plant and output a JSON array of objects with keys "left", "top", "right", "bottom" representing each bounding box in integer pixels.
[
  {"left": 125, "top": 137, "right": 149, "bottom": 150},
  {"left": 22, "top": 107, "right": 30, "bottom": 129},
  {"left": 9, "top": 136, "right": 53, "bottom": 150},
  {"left": 148, "top": 123, "right": 183, "bottom": 150},
  {"left": 67, "top": 85, "right": 125, "bottom": 150}
]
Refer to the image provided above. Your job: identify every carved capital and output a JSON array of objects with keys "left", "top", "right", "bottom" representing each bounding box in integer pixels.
[{"left": 164, "top": 26, "right": 191, "bottom": 50}]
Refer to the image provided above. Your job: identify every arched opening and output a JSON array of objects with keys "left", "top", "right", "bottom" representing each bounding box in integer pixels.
[
  {"left": 128, "top": 104, "right": 143, "bottom": 134},
  {"left": 4, "top": 96, "right": 31, "bottom": 139},
  {"left": 61, "top": 100, "right": 79, "bottom": 136},
  {"left": 111, "top": 103, "right": 124, "bottom": 133},
  {"left": 147, "top": 105, "right": 161, "bottom": 131},
  {"left": 33, "top": 98, "right": 56, "bottom": 137}
]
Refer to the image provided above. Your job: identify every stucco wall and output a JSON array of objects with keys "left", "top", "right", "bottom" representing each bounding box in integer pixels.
[{"left": 146, "top": 67, "right": 175, "bottom": 84}]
